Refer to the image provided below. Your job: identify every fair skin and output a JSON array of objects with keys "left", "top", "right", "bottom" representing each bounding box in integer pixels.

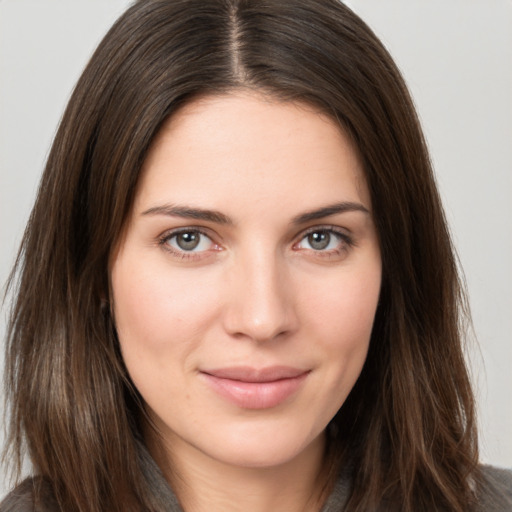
[{"left": 111, "top": 92, "right": 382, "bottom": 512}]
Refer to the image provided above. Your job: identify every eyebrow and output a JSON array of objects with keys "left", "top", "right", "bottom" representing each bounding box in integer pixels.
[
  {"left": 141, "top": 204, "right": 233, "bottom": 225},
  {"left": 291, "top": 201, "right": 370, "bottom": 225},
  {"left": 141, "top": 201, "right": 369, "bottom": 225}
]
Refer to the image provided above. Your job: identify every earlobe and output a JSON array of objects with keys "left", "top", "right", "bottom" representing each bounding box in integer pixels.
[
  {"left": 101, "top": 298, "right": 109, "bottom": 315},
  {"left": 103, "top": 276, "right": 117, "bottom": 319},
  {"left": 100, "top": 290, "right": 116, "bottom": 322}
]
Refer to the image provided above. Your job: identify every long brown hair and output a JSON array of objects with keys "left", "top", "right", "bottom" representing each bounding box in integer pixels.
[{"left": 3, "top": 0, "right": 479, "bottom": 510}]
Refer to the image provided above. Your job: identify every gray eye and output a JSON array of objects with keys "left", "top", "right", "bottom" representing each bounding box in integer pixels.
[
  {"left": 163, "top": 229, "right": 216, "bottom": 255},
  {"left": 175, "top": 232, "right": 201, "bottom": 251},
  {"left": 307, "top": 231, "right": 331, "bottom": 250}
]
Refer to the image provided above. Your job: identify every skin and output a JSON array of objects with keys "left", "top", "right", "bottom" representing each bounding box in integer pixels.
[{"left": 111, "top": 91, "right": 382, "bottom": 512}]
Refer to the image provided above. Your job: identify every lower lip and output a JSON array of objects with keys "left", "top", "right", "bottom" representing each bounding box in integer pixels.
[{"left": 201, "top": 372, "right": 309, "bottom": 409}]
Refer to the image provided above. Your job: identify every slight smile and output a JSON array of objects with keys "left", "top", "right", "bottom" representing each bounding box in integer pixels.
[{"left": 199, "top": 366, "right": 311, "bottom": 410}]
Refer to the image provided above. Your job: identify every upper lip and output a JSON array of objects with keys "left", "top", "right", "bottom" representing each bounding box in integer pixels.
[{"left": 201, "top": 366, "right": 309, "bottom": 383}]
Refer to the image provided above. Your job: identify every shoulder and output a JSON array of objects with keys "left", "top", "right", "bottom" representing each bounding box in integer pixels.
[
  {"left": 476, "top": 465, "right": 512, "bottom": 511},
  {"left": 0, "top": 478, "right": 58, "bottom": 512}
]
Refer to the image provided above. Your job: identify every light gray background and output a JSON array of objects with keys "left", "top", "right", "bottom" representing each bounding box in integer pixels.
[{"left": 1, "top": 0, "right": 511, "bottom": 497}]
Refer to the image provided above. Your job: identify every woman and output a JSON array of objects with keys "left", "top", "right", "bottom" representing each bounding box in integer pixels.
[{"left": 2, "top": 0, "right": 511, "bottom": 510}]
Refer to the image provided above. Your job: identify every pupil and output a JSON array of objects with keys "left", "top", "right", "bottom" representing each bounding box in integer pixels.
[
  {"left": 177, "top": 232, "right": 200, "bottom": 250},
  {"left": 308, "top": 231, "right": 330, "bottom": 250}
]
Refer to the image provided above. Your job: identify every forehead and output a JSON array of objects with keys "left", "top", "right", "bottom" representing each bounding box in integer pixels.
[{"left": 134, "top": 91, "right": 370, "bottom": 217}]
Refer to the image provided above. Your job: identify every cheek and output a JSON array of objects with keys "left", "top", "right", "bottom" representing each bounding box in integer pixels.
[
  {"left": 111, "top": 258, "right": 221, "bottom": 358},
  {"left": 290, "top": 265, "right": 380, "bottom": 430},
  {"left": 306, "top": 265, "right": 381, "bottom": 345},
  {"left": 304, "top": 262, "right": 381, "bottom": 394},
  {"left": 110, "top": 258, "right": 225, "bottom": 414}
]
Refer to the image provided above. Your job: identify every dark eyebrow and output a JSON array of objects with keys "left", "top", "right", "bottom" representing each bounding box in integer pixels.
[
  {"left": 291, "top": 201, "right": 370, "bottom": 225},
  {"left": 142, "top": 201, "right": 369, "bottom": 226},
  {"left": 141, "top": 204, "right": 233, "bottom": 225}
]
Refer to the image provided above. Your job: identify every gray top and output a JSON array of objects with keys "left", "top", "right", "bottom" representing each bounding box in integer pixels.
[
  {"left": 136, "top": 444, "right": 350, "bottom": 511},
  {"left": 2, "top": 443, "right": 512, "bottom": 511},
  {"left": 139, "top": 444, "right": 512, "bottom": 511}
]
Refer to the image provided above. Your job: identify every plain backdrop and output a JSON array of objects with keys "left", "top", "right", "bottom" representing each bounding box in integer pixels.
[{"left": 1, "top": 0, "right": 511, "bottom": 498}]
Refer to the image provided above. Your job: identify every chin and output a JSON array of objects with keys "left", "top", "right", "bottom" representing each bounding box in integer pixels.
[{"left": 194, "top": 421, "right": 325, "bottom": 470}]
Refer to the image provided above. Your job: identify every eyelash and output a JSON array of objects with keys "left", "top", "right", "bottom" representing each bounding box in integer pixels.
[
  {"left": 158, "top": 227, "right": 218, "bottom": 261},
  {"left": 157, "top": 225, "right": 355, "bottom": 261},
  {"left": 294, "top": 226, "right": 355, "bottom": 257}
]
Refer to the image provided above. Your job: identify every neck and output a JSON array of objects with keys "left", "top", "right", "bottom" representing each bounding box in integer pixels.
[{"left": 146, "top": 429, "right": 327, "bottom": 512}]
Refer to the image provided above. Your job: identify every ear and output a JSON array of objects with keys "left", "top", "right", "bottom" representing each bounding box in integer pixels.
[{"left": 100, "top": 297, "right": 109, "bottom": 314}]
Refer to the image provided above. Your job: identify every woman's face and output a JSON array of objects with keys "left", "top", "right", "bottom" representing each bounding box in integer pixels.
[{"left": 111, "top": 92, "right": 381, "bottom": 471}]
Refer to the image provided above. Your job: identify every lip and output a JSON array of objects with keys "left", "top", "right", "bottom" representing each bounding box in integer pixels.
[{"left": 200, "top": 366, "right": 310, "bottom": 410}]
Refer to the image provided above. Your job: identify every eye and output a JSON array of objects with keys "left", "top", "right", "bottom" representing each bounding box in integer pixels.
[
  {"left": 161, "top": 229, "right": 216, "bottom": 254},
  {"left": 294, "top": 228, "right": 352, "bottom": 253}
]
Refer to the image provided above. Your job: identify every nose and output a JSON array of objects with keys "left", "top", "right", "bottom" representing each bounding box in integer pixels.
[{"left": 222, "top": 248, "right": 298, "bottom": 343}]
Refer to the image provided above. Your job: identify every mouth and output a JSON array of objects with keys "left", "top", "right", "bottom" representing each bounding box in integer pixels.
[{"left": 199, "top": 366, "right": 310, "bottom": 410}]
